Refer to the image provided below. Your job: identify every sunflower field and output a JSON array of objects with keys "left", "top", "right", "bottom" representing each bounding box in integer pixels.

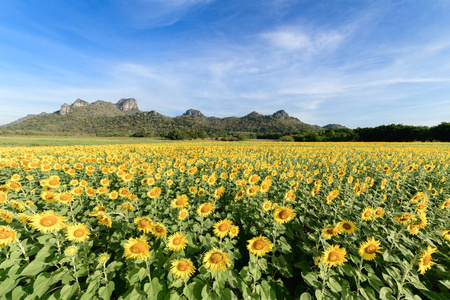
[{"left": 0, "top": 142, "right": 449, "bottom": 300}]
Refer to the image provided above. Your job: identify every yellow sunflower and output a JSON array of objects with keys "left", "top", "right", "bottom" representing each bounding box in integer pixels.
[
  {"left": 373, "top": 207, "right": 385, "bottom": 218},
  {"left": 213, "top": 219, "right": 233, "bottom": 239},
  {"left": 152, "top": 223, "right": 167, "bottom": 238},
  {"left": 170, "top": 258, "right": 196, "bottom": 279},
  {"left": 65, "top": 245, "right": 78, "bottom": 256},
  {"left": 247, "top": 235, "right": 273, "bottom": 257},
  {"left": 166, "top": 232, "right": 188, "bottom": 252},
  {"left": 147, "top": 187, "right": 162, "bottom": 199},
  {"left": 18, "top": 213, "right": 34, "bottom": 227},
  {"left": 66, "top": 223, "right": 90, "bottom": 243},
  {"left": 358, "top": 237, "right": 382, "bottom": 261},
  {"left": 440, "top": 198, "right": 450, "bottom": 210},
  {"left": 40, "top": 190, "right": 57, "bottom": 203},
  {"left": 31, "top": 211, "right": 66, "bottom": 233},
  {"left": 178, "top": 209, "right": 189, "bottom": 220},
  {"left": 56, "top": 192, "right": 74, "bottom": 205},
  {"left": 361, "top": 207, "right": 373, "bottom": 221},
  {"left": 262, "top": 201, "right": 273, "bottom": 211},
  {"left": 9, "top": 200, "right": 26, "bottom": 212},
  {"left": 338, "top": 220, "right": 356, "bottom": 234},
  {"left": 197, "top": 203, "right": 215, "bottom": 217},
  {"left": 440, "top": 229, "right": 450, "bottom": 241},
  {"left": 134, "top": 217, "right": 154, "bottom": 233},
  {"left": 124, "top": 236, "right": 151, "bottom": 260},
  {"left": 228, "top": 225, "right": 239, "bottom": 238},
  {"left": 394, "top": 212, "right": 416, "bottom": 225},
  {"left": 417, "top": 246, "right": 438, "bottom": 275},
  {"left": 171, "top": 194, "right": 189, "bottom": 209},
  {"left": 273, "top": 207, "right": 296, "bottom": 224},
  {"left": 321, "top": 244, "right": 347, "bottom": 268},
  {"left": 203, "top": 248, "right": 231, "bottom": 272},
  {"left": 0, "top": 225, "right": 17, "bottom": 247},
  {"left": 321, "top": 226, "right": 340, "bottom": 240},
  {"left": 98, "top": 252, "right": 110, "bottom": 264}
]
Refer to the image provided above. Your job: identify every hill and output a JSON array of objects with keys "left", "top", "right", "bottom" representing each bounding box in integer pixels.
[{"left": 1, "top": 99, "right": 324, "bottom": 138}]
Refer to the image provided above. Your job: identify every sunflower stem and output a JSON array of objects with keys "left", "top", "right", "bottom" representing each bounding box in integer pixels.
[
  {"left": 396, "top": 259, "right": 415, "bottom": 300},
  {"left": 145, "top": 257, "right": 152, "bottom": 283},
  {"left": 17, "top": 239, "right": 29, "bottom": 262},
  {"left": 355, "top": 257, "right": 364, "bottom": 296}
]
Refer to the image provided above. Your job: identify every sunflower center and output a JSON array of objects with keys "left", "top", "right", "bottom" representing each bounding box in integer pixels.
[
  {"left": 0, "top": 230, "right": 13, "bottom": 239},
  {"left": 365, "top": 244, "right": 377, "bottom": 254},
  {"left": 40, "top": 216, "right": 58, "bottom": 227},
  {"left": 140, "top": 220, "right": 150, "bottom": 228},
  {"left": 73, "top": 228, "right": 86, "bottom": 237},
  {"left": 131, "top": 243, "right": 145, "bottom": 253},
  {"left": 45, "top": 194, "right": 54, "bottom": 200},
  {"left": 155, "top": 226, "right": 164, "bottom": 233},
  {"left": 210, "top": 253, "right": 223, "bottom": 264},
  {"left": 364, "top": 211, "right": 371, "bottom": 217},
  {"left": 422, "top": 254, "right": 431, "bottom": 265},
  {"left": 254, "top": 240, "right": 265, "bottom": 250},
  {"left": 328, "top": 251, "right": 340, "bottom": 262},
  {"left": 279, "top": 210, "right": 290, "bottom": 219},
  {"left": 173, "top": 237, "right": 182, "bottom": 245},
  {"left": 342, "top": 223, "right": 351, "bottom": 230},
  {"left": 176, "top": 199, "right": 184, "bottom": 205},
  {"left": 60, "top": 194, "right": 71, "bottom": 201},
  {"left": 177, "top": 262, "right": 189, "bottom": 271},
  {"left": 219, "top": 223, "right": 229, "bottom": 231}
]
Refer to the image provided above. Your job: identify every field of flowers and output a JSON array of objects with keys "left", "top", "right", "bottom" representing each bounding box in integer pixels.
[{"left": 0, "top": 141, "right": 449, "bottom": 300}]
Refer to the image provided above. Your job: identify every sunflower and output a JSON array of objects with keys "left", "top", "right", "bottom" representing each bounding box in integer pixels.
[
  {"left": 228, "top": 225, "right": 239, "bottom": 238},
  {"left": 9, "top": 200, "right": 26, "bottom": 212},
  {"left": 40, "top": 191, "right": 57, "bottom": 203},
  {"left": 94, "top": 212, "right": 112, "bottom": 228},
  {"left": 152, "top": 223, "right": 167, "bottom": 238},
  {"left": 178, "top": 209, "right": 189, "bottom": 220},
  {"left": 361, "top": 207, "right": 373, "bottom": 221},
  {"left": 65, "top": 245, "right": 78, "bottom": 256},
  {"left": 6, "top": 180, "right": 22, "bottom": 192},
  {"left": 121, "top": 202, "right": 134, "bottom": 212},
  {"left": 213, "top": 219, "right": 233, "bottom": 239},
  {"left": 147, "top": 187, "right": 162, "bottom": 199},
  {"left": 416, "top": 202, "right": 428, "bottom": 212},
  {"left": 321, "top": 244, "right": 347, "bottom": 268},
  {"left": 0, "top": 191, "right": 7, "bottom": 205},
  {"left": 133, "top": 217, "right": 154, "bottom": 233},
  {"left": 203, "top": 249, "right": 231, "bottom": 272},
  {"left": 31, "top": 211, "right": 66, "bottom": 233},
  {"left": 197, "top": 203, "right": 215, "bottom": 217},
  {"left": 441, "top": 229, "right": 450, "bottom": 241},
  {"left": 0, "top": 225, "right": 17, "bottom": 247},
  {"left": 124, "top": 236, "right": 151, "bottom": 260},
  {"left": 66, "top": 223, "right": 90, "bottom": 243},
  {"left": 262, "top": 201, "right": 273, "bottom": 211},
  {"left": 167, "top": 232, "right": 188, "bottom": 252},
  {"left": 98, "top": 252, "right": 110, "bottom": 264},
  {"left": 373, "top": 207, "right": 385, "bottom": 218},
  {"left": 18, "top": 213, "right": 34, "bottom": 226},
  {"left": 338, "top": 220, "right": 356, "bottom": 234},
  {"left": 394, "top": 212, "right": 416, "bottom": 225},
  {"left": 321, "top": 226, "right": 340, "bottom": 240},
  {"left": 273, "top": 207, "right": 296, "bottom": 224},
  {"left": 171, "top": 194, "right": 189, "bottom": 209},
  {"left": 246, "top": 185, "right": 259, "bottom": 197},
  {"left": 56, "top": 192, "right": 74, "bottom": 205},
  {"left": 247, "top": 235, "right": 273, "bottom": 257},
  {"left": 213, "top": 186, "right": 225, "bottom": 199},
  {"left": 417, "top": 246, "right": 438, "bottom": 275},
  {"left": 170, "top": 258, "right": 196, "bottom": 279},
  {"left": 358, "top": 237, "right": 382, "bottom": 261},
  {"left": 440, "top": 198, "right": 450, "bottom": 210}
]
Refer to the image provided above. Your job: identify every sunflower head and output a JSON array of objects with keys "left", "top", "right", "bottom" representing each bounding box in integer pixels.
[
  {"left": 167, "top": 232, "right": 188, "bottom": 252},
  {"left": 0, "top": 225, "right": 17, "bottom": 247},
  {"left": 66, "top": 223, "right": 90, "bottom": 243},
  {"left": 273, "top": 207, "right": 296, "bottom": 224},
  {"left": 338, "top": 220, "right": 356, "bottom": 234},
  {"left": 358, "top": 237, "right": 382, "bottom": 261},
  {"left": 203, "top": 249, "right": 231, "bottom": 272},
  {"left": 123, "top": 236, "right": 151, "bottom": 260},
  {"left": 417, "top": 246, "right": 438, "bottom": 275},
  {"left": 31, "top": 211, "right": 66, "bottom": 233},
  {"left": 170, "top": 258, "right": 196, "bottom": 279},
  {"left": 321, "top": 244, "right": 348, "bottom": 268},
  {"left": 247, "top": 235, "right": 273, "bottom": 257}
]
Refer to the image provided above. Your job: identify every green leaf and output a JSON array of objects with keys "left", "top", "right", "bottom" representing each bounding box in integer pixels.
[
  {"left": 144, "top": 277, "right": 167, "bottom": 300},
  {"left": 367, "top": 273, "right": 384, "bottom": 288},
  {"left": 379, "top": 287, "right": 395, "bottom": 300},
  {"left": 99, "top": 281, "right": 115, "bottom": 300},
  {"left": 32, "top": 272, "right": 52, "bottom": 298},
  {"left": 302, "top": 271, "right": 321, "bottom": 289},
  {"left": 0, "top": 258, "right": 20, "bottom": 269},
  {"left": 360, "top": 287, "right": 376, "bottom": 300},
  {"left": 260, "top": 280, "right": 276, "bottom": 300},
  {"left": 299, "top": 292, "right": 312, "bottom": 300},
  {"left": 327, "top": 277, "right": 342, "bottom": 293},
  {"left": 60, "top": 283, "right": 79, "bottom": 300},
  {"left": 272, "top": 254, "right": 292, "bottom": 278},
  {"left": 20, "top": 259, "right": 48, "bottom": 277},
  {"left": 0, "top": 278, "right": 17, "bottom": 297},
  {"left": 183, "top": 282, "right": 204, "bottom": 300}
]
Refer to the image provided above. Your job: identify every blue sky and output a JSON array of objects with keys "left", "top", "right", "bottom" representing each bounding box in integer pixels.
[{"left": 1, "top": 0, "right": 450, "bottom": 128}]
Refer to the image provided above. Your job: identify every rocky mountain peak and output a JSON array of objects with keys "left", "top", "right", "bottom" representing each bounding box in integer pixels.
[
  {"left": 183, "top": 109, "right": 205, "bottom": 118},
  {"left": 73, "top": 98, "right": 89, "bottom": 108},
  {"left": 273, "top": 110, "right": 289, "bottom": 119},
  {"left": 116, "top": 98, "right": 139, "bottom": 111}
]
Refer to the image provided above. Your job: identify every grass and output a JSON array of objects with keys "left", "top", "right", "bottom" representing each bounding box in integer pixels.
[{"left": 0, "top": 135, "right": 172, "bottom": 147}]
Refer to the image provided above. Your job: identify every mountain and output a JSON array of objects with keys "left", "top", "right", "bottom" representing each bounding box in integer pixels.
[{"left": 1, "top": 98, "right": 324, "bottom": 137}]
